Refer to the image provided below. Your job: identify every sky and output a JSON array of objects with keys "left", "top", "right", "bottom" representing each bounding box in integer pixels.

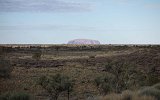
[{"left": 0, "top": 0, "right": 160, "bottom": 44}]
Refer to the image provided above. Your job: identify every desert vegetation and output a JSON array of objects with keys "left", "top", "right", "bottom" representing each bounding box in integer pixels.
[
  {"left": 98, "top": 82, "right": 160, "bottom": 100},
  {"left": 0, "top": 45, "right": 159, "bottom": 100},
  {"left": 0, "top": 46, "right": 13, "bottom": 78},
  {"left": 0, "top": 92, "right": 31, "bottom": 100},
  {"left": 32, "top": 51, "right": 42, "bottom": 61},
  {"left": 37, "top": 74, "right": 74, "bottom": 100}
]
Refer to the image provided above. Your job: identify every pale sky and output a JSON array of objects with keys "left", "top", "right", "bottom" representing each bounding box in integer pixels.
[{"left": 0, "top": 0, "right": 160, "bottom": 44}]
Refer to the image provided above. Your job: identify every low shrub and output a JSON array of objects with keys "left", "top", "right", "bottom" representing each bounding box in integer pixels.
[
  {"left": 152, "top": 83, "right": 160, "bottom": 90},
  {"left": 139, "top": 87, "right": 160, "bottom": 100},
  {"left": 0, "top": 46, "right": 13, "bottom": 78},
  {"left": 0, "top": 46, "right": 3, "bottom": 56},
  {"left": 146, "top": 69, "right": 160, "bottom": 86},
  {"left": 98, "top": 90, "right": 156, "bottom": 100},
  {"left": 0, "top": 59, "right": 13, "bottom": 78},
  {"left": 96, "top": 61, "right": 146, "bottom": 93},
  {"left": 37, "top": 74, "right": 74, "bottom": 100},
  {"left": 88, "top": 54, "right": 96, "bottom": 59},
  {"left": 32, "top": 51, "right": 42, "bottom": 61},
  {"left": 94, "top": 74, "right": 116, "bottom": 94},
  {"left": 0, "top": 92, "right": 31, "bottom": 100}
]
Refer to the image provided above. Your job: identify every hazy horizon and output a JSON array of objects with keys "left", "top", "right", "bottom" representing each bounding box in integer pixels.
[{"left": 0, "top": 0, "right": 160, "bottom": 44}]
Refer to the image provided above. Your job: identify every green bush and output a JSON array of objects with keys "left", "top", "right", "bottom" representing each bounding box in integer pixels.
[
  {"left": 37, "top": 74, "right": 74, "bottom": 100},
  {"left": 98, "top": 90, "right": 156, "bottom": 100},
  {"left": 0, "top": 92, "right": 31, "bottom": 100},
  {"left": 103, "top": 61, "right": 146, "bottom": 93},
  {"left": 139, "top": 87, "right": 160, "bottom": 100},
  {"left": 0, "top": 46, "right": 13, "bottom": 78},
  {"left": 94, "top": 74, "right": 116, "bottom": 94},
  {"left": 153, "top": 83, "right": 160, "bottom": 90},
  {"left": 0, "top": 59, "right": 13, "bottom": 78},
  {"left": 0, "top": 46, "right": 3, "bottom": 56},
  {"left": 146, "top": 66, "right": 160, "bottom": 86},
  {"left": 88, "top": 55, "right": 96, "bottom": 59},
  {"left": 32, "top": 51, "right": 42, "bottom": 61}
]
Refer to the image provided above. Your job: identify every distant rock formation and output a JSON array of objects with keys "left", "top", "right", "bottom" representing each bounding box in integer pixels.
[{"left": 68, "top": 39, "right": 100, "bottom": 44}]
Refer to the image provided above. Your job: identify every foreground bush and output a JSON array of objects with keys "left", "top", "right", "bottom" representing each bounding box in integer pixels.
[
  {"left": 0, "top": 46, "right": 13, "bottom": 78},
  {"left": 139, "top": 87, "right": 160, "bottom": 100},
  {"left": 97, "top": 83, "right": 160, "bottom": 100},
  {"left": 0, "top": 59, "right": 13, "bottom": 78},
  {"left": 32, "top": 51, "right": 42, "bottom": 61},
  {"left": 0, "top": 46, "right": 4, "bottom": 56},
  {"left": 94, "top": 74, "right": 116, "bottom": 94},
  {"left": 146, "top": 65, "right": 160, "bottom": 86},
  {"left": 0, "top": 92, "right": 31, "bottom": 100},
  {"left": 37, "top": 74, "right": 74, "bottom": 100},
  {"left": 98, "top": 90, "right": 156, "bottom": 100},
  {"left": 153, "top": 83, "right": 160, "bottom": 90},
  {"left": 95, "top": 61, "right": 146, "bottom": 94}
]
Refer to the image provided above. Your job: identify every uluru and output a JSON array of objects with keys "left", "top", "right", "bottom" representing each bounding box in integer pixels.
[{"left": 67, "top": 39, "right": 100, "bottom": 44}]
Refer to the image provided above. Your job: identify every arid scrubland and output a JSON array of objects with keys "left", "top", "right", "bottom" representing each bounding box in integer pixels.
[{"left": 0, "top": 45, "right": 160, "bottom": 100}]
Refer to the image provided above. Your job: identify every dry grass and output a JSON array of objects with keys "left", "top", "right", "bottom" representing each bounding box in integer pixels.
[{"left": 100, "top": 90, "right": 156, "bottom": 100}]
